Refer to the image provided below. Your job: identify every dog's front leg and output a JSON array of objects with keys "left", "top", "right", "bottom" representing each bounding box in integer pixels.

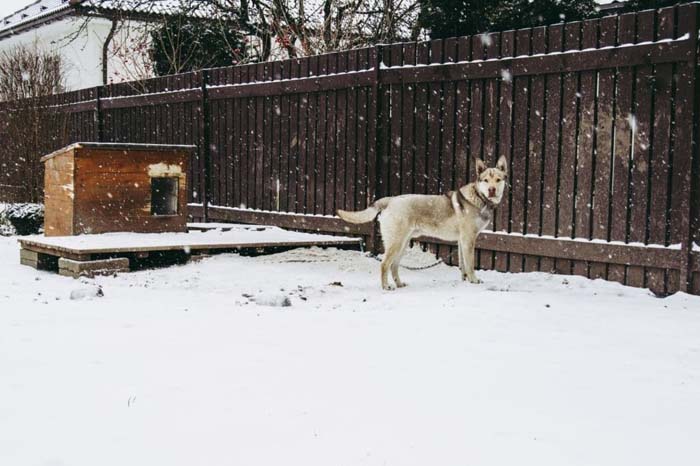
[
  {"left": 457, "top": 239, "right": 467, "bottom": 280},
  {"left": 461, "top": 235, "right": 481, "bottom": 284}
]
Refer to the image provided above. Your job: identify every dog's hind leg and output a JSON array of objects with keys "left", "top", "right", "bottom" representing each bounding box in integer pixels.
[
  {"left": 380, "top": 236, "right": 409, "bottom": 290},
  {"left": 390, "top": 237, "right": 412, "bottom": 288}
]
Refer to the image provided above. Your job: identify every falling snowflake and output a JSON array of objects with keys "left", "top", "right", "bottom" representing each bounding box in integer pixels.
[
  {"left": 500, "top": 69, "right": 512, "bottom": 83},
  {"left": 479, "top": 33, "right": 493, "bottom": 47}
]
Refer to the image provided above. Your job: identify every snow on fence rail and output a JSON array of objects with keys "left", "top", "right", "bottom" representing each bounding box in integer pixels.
[{"left": 1, "top": 5, "right": 699, "bottom": 295}]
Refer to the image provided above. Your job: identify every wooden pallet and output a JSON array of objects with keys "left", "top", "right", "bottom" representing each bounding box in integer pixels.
[{"left": 18, "top": 224, "right": 362, "bottom": 278}]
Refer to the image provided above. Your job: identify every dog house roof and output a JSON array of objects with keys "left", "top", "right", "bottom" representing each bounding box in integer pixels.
[{"left": 40, "top": 142, "right": 197, "bottom": 162}]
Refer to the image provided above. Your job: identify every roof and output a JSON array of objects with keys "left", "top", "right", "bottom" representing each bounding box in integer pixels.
[
  {"left": 0, "top": 0, "right": 73, "bottom": 38},
  {"left": 40, "top": 142, "right": 197, "bottom": 162},
  {"left": 0, "top": 0, "right": 215, "bottom": 39}
]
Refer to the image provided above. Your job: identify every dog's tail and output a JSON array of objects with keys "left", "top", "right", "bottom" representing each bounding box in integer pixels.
[{"left": 337, "top": 198, "right": 390, "bottom": 224}]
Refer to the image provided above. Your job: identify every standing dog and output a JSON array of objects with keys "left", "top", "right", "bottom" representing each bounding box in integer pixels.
[{"left": 338, "top": 156, "right": 508, "bottom": 290}]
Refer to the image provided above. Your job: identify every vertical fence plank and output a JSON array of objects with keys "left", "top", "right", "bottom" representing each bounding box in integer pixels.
[
  {"left": 571, "top": 19, "right": 598, "bottom": 277},
  {"left": 523, "top": 26, "right": 547, "bottom": 273},
  {"left": 608, "top": 12, "right": 636, "bottom": 285},
  {"left": 494, "top": 30, "right": 514, "bottom": 273},
  {"left": 646, "top": 7, "right": 676, "bottom": 294},
  {"left": 589, "top": 15, "right": 617, "bottom": 281},
  {"left": 401, "top": 42, "right": 417, "bottom": 195},
  {"left": 539, "top": 24, "right": 564, "bottom": 273},
  {"left": 509, "top": 28, "right": 532, "bottom": 273},
  {"left": 556, "top": 21, "right": 583, "bottom": 276},
  {"left": 414, "top": 42, "right": 431, "bottom": 195},
  {"left": 670, "top": 3, "right": 698, "bottom": 293},
  {"left": 626, "top": 10, "right": 655, "bottom": 289}
]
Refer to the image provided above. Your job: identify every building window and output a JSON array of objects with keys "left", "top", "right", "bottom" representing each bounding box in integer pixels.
[{"left": 151, "top": 177, "right": 178, "bottom": 215}]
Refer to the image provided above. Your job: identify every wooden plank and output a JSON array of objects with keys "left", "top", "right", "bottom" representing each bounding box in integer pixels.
[
  {"left": 509, "top": 28, "right": 531, "bottom": 273},
  {"left": 21, "top": 231, "right": 361, "bottom": 257},
  {"left": 479, "top": 33, "right": 500, "bottom": 271},
  {"left": 259, "top": 63, "right": 270, "bottom": 211},
  {"left": 440, "top": 38, "right": 457, "bottom": 193},
  {"left": 354, "top": 48, "right": 370, "bottom": 210},
  {"left": 494, "top": 30, "right": 514, "bottom": 273},
  {"left": 556, "top": 22, "right": 582, "bottom": 276},
  {"left": 401, "top": 42, "right": 417, "bottom": 195},
  {"left": 669, "top": 3, "right": 698, "bottom": 293},
  {"left": 314, "top": 55, "right": 328, "bottom": 214},
  {"left": 420, "top": 233, "right": 683, "bottom": 270},
  {"left": 306, "top": 55, "right": 320, "bottom": 214},
  {"left": 523, "top": 27, "right": 546, "bottom": 273},
  {"left": 190, "top": 205, "right": 371, "bottom": 236},
  {"left": 589, "top": 15, "right": 617, "bottom": 281},
  {"left": 572, "top": 19, "right": 599, "bottom": 277},
  {"left": 646, "top": 7, "right": 676, "bottom": 294},
  {"left": 324, "top": 53, "right": 338, "bottom": 214},
  {"left": 412, "top": 42, "right": 430, "bottom": 195},
  {"left": 539, "top": 25, "right": 564, "bottom": 274},
  {"left": 233, "top": 67, "right": 243, "bottom": 208},
  {"left": 388, "top": 43, "right": 404, "bottom": 196},
  {"left": 608, "top": 13, "right": 637, "bottom": 285},
  {"left": 379, "top": 38, "right": 693, "bottom": 85},
  {"left": 453, "top": 37, "right": 471, "bottom": 190},
  {"left": 335, "top": 53, "right": 348, "bottom": 212},
  {"left": 255, "top": 63, "right": 265, "bottom": 210},
  {"left": 240, "top": 67, "right": 251, "bottom": 209},
  {"left": 207, "top": 70, "right": 375, "bottom": 99},
  {"left": 426, "top": 40, "right": 443, "bottom": 197},
  {"left": 298, "top": 58, "right": 310, "bottom": 213},
  {"left": 625, "top": 10, "right": 655, "bottom": 289}
]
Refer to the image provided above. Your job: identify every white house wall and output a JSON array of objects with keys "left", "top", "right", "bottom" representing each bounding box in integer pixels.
[{"left": 0, "top": 16, "right": 153, "bottom": 90}]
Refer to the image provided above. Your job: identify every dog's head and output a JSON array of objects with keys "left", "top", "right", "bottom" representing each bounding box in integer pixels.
[{"left": 475, "top": 156, "right": 508, "bottom": 203}]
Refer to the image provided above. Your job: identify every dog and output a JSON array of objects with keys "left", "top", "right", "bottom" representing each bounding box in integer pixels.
[{"left": 338, "top": 156, "right": 508, "bottom": 290}]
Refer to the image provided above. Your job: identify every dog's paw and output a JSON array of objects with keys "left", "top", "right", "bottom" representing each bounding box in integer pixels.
[
  {"left": 468, "top": 277, "right": 482, "bottom": 284},
  {"left": 382, "top": 284, "right": 395, "bottom": 291},
  {"left": 396, "top": 282, "right": 407, "bottom": 288}
]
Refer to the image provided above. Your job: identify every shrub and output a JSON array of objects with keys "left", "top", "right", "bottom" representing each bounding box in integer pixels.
[{"left": 0, "top": 203, "right": 44, "bottom": 235}]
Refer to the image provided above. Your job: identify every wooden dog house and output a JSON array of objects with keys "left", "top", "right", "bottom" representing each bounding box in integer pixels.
[{"left": 42, "top": 143, "right": 195, "bottom": 236}]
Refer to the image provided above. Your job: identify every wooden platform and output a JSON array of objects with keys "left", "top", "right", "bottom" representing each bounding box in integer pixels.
[{"left": 18, "top": 223, "right": 362, "bottom": 278}]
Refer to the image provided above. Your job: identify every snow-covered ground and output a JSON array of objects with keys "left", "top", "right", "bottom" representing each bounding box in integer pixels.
[{"left": 1, "top": 234, "right": 699, "bottom": 466}]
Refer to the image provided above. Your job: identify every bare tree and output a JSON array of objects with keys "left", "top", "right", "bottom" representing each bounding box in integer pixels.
[
  {"left": 72, "top": 0, "right": 422, "bottom": 70},
  {"left": 0, "top": 44, "right": 67, "bottom": 202}
]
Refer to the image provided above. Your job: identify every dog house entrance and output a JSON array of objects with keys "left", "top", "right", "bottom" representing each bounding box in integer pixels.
[{"left": 151, "top": 177, "right": 178, "bottom": 215}]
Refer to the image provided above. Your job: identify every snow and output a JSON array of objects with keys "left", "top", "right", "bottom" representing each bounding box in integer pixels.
[
  {"left": 1, "top": 235, "right": 700, "bottom": 466},
  {"left": 19, "top": 226, "right": 360, "bottom": 253}
]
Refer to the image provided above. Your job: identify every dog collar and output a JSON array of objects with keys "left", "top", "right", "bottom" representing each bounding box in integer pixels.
[{"left": 474, "top": 188, "right": 497, "bottom": 210}]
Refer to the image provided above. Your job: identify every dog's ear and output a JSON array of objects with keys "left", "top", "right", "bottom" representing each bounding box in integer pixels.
[
  {"left": 496, "top": 155, "right": 508, "bottom": 175},
  {"left": 474, "top": 158, "right": 487, "bottom": 176}
]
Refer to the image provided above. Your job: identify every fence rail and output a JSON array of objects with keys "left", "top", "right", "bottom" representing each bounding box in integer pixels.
[{"left": 1, "top": 4, "right": 699, "bottom": 295}]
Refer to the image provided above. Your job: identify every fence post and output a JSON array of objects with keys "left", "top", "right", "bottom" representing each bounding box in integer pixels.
[
  {"left": 200, "top": 69, "right": 211, "bottom": 222},
  {"left": 367, "top": 44, "right": 384, "bottom": 254},
  {"left": 675, "top": 4, "right": 699, "bottom": 293},
  {"left": 95, "top": 86, "right": 104, "bottom": 142}
]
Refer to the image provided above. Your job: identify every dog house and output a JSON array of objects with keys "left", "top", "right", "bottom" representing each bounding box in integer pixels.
[{"left": 42, "top": 143, "right": 195, "bottom": 236}]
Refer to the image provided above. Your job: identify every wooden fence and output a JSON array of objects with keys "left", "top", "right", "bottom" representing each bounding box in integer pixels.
[{"left": 1, "top": 5, "right": 699, "bottom": 295}]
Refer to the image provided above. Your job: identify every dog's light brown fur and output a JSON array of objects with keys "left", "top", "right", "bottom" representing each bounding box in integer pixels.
[{"left": 338, "top": 156, "right": 508, "bottom": 290}]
